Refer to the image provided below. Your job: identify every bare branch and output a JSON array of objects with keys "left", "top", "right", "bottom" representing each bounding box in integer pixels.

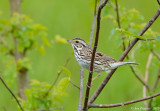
[
  {"left": 89, "top": 0, "right": 97, "bottom": 47},
  {"left": 81, "top": 0, "right": 103, "bottom": 110},
  {"left": 0, "top": 76, "right": 24, "bottom": 111},
  {"left": 70, "top": 81, "right": 80, "bottom": 89},
  {"left": 151, "top": 49, "right": 160, "bottom": 61},
  {"left": 153, "top": 66, "right": 160, "bottom": 90},
  {"left": 83, "top": 0, "right": 109, "bottom": 110},
  {"left": 139, "top": 38, "right": 155, "bottom": 41},
  {"left": 89, "top": 92, "right": 160, "bottom": 108},
  {"left": 143, "top": 53, "right": 152, "bottom": 109},
  {"left": 157, "top": 0, "right": 160, "bottom": 5},
  {"left": 78, "top": 69, "right": 84, "bottom": 111},
  {"left": 89, "top": 0, "right": 103, "bottom": 47},
  {"left": 115, "top": 0, "right": 121, "bottom": 28},
  {"left": 129, "top": 66, "right": 151, "bottom": 92},
  {"left": 88, "top": 7, "right": 160, "bottom": 105}
]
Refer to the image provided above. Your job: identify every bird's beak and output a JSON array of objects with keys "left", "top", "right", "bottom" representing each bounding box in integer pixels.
[{"left": 67, "top": 39, "right": 72, "bottom": 43}]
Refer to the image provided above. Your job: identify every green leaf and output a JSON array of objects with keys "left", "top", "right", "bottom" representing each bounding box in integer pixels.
[
  {"left": 38, "top": 45, "right": 45, "bottom": 55},
  {"left": 116, "top": 28, "right": 146, "bottom": 40},
  {"left": 54, "top": 35, "right": 67, "bottom": 44},
  {"left": 30, "top": 79, "right": 41, "bottom": 86},
  {"left": 42, "top": 35, "right": 51, "bottom": 46},
  {"left": 17, "top": 57, "right": 31, "bottom": 71},
  {"left": 60, "top": 66, "right": 71, "bottom": 77},
  {"left": 57, "top": 77, "right": 70, "bottom": 93}
]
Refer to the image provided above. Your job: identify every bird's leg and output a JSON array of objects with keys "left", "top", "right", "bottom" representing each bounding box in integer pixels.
[
  {"left": 86, "top": 72, "right": 101, "bottom": 88},
  {"left": 91, "top": 72, "right": 101, "bottom": 82}
]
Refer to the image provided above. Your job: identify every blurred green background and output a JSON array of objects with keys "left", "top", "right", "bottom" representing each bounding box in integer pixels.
[{"left": 0, "top": 0, "right": 160, "bottom": 111}]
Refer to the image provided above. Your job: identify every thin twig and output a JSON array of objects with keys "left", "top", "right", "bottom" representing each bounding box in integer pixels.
[
  {"left": 83, "top": 0, "right": 109, "bottom": 111},
  {"left": 0, "top": 76, "right": 24, "bottom": 111},
  {"left": 151, "top": 49, "right": 160, "bottom": 61},
  {"left": 89, "top": 92, "right": 160, "bottom": 108},
  {"left": 153, "top": 66, "right": 160, "bottom": 91},
  {"left": 115, "top": 0, "right": 126, "bottom": 52},
  {"left": 143, "top": 53, "right": 152, "bottom": 109},
  {"left": 89, "top": 0, "right": 97, "bottom": 47},
  {"left": 78, "top": 69, "right": 84, "bottom": 111},
  {"left": 88, "top": 7, "right": 160, "bottom": 105},
  {"left": 89, "top": 0, "right": 103, "bottom": 47},
  {"left": 108, "top": 1, "right": 116, "bottom": 10},
  {"left": 115, "top": 0, "right": 121, "bottom": 28},
  {"left": 129, "top": 66, "right": 151, "bottom": 92},
  {"left": 45, "top": 57, "right": 71, "bottom": 97},
  {"left": 70, "top": 81, "right": 80, "bottom": 89},
  {"left": 140, "top": 38, "right": 155, "bottom": 41},
  {"left": 157, "top": 0, "right": 160, "bottom": 5}
]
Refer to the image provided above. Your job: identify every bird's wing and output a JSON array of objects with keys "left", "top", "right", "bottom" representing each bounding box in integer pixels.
[
  {"left": 95, "top": 51, "right": 116, "bottom": 65},
  {"left": 83, "top": 47, "right": 116, "bottom": 65}
]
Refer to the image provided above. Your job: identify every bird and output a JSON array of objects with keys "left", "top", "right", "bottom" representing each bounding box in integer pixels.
[{"left": 68, "top": 38, "right": 138, "bottom": 80}]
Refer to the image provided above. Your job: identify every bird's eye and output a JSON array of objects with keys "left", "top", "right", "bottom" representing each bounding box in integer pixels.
[{"left": 75, "top": 41, "right": 79, "bottom": 43}]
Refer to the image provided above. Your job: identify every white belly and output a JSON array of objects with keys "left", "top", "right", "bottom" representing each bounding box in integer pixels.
[{"left": 78, "top": 60, "right": 90, "bottom": 69}]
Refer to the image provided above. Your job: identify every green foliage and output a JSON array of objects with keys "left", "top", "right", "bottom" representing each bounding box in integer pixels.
[
  {"left": 17, "top": 57, "right": 32, "bottom": 72},
  {"left": 0, "top": 13, "right": 51, "bottom": 84},
  {"left": 102, "top": 7, "right": 145, "bottom": 48},
  {"left": 102, "top": 2, "right": 160, "bottom": 55},
  {"left": 140, "top": 31, "right": 160, "bottom": 52},
  {"left": 54, "top": 35, "right": 68, "bottom": 44},
  {"left": 0, "top": 12, "right": 71, "bottom": 110},
  {"left": 19, "top": 77, "right": 69, "bottom": 111},
  {"left": 60, "top": 66, "right": 71, "bottom": 77},
  {"left": 102, "top": 1, "right": 160, "bottom": 108},
  {"left": 0, "top": 13, "right": 50, "bottom": 54},
  {"left": 116, "top": 28, "right": 145, "bottom": 40}
]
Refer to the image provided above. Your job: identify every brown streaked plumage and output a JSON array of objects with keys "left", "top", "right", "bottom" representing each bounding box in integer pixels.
[{"left": 68, "top": 38, "right": 138, "bottom": 73}]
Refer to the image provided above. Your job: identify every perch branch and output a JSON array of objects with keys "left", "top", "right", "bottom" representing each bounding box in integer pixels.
[
  {"left": 83, "top": 0, "right": 109, "bottom": 110},
  {"left": 89, "top": 92, "right": 160, "bottom": 108},
  {"left": 0, "top": 76, "right": 24, "bottom": 111},
  {"left": 88, "top": 7, "right": 160, "bottom": 105},
  {"left": 78, "top": 69, "right": 84, "bottom": 111},
  {"left": 80, "top": 0, "right": 103, "bottom": 110}
]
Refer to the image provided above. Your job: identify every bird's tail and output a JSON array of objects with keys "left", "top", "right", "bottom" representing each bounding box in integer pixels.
[{"left": 109, "top": 62, "right": 138, "bottom": 69}]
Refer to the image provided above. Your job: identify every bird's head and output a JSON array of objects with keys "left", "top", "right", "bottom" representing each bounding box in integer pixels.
[{"left": 68, "top": 38, "right": 88, "bottom": 50}]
